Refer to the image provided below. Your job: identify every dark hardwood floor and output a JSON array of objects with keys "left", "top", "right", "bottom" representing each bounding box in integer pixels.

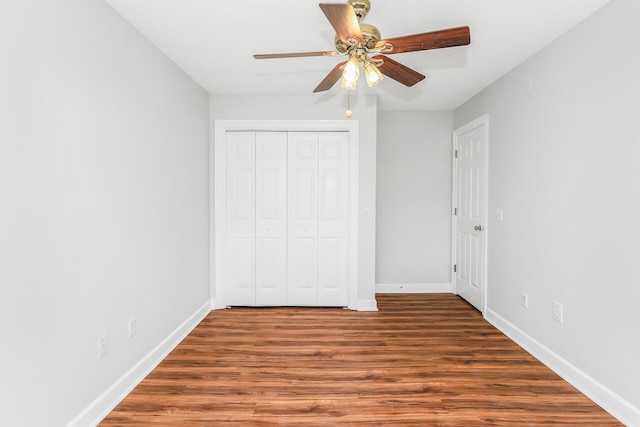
[{"left": 100, "top": 294, "right": 621, "bottom": 426}]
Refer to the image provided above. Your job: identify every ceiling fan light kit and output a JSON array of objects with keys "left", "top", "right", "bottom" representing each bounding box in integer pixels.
[
  {"left": 253, "top": 0, "right": 470, "bottom": 115},
  {"left": 363, "top": 59, "right": 383, "bottom": 87},
  {"left": 341, "top": 56, "right": 360, "bottom": 88},
  {"left": 341, "top": 78, "right": 357, "bottom": 90}
]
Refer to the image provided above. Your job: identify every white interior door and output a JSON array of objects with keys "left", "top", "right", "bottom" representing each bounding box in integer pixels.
[
  {"left": 317, "top": 132, "right": 349, "bottom": 306},
  {"left": 287, "top": 132, "right": 319, "bottom": 305},
  {"left": 453, "top": 116, "right": 488, "bottom": 312},
  {"left": 226, "top": 132, "right": 256, "bottom": 306},
  {"left": 287, "top": 131, "right": 349, "bottom": 306},
  {"left": 255, "top": 132, "right": 287, "bottom": 306}
]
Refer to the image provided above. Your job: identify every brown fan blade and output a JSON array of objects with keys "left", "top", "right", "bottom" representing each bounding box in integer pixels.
[
  {"left": 254, "top": 51, "right": 339, "bottom": 59},
  {"left": 372, "top": 55, "right": 425, "bottom": 87},
  {"left": 376, "top": 26, "right": 470, "bottom": 54},
  {"left": 313, "top": 61, "right": 347, "bottom": 93},
  {"left": 319, "top": 3, "right": 364, "bottom": 45}
]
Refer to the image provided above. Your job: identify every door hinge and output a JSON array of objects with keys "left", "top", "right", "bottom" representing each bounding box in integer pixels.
[
  {"left": 454, "top": 208, "right": 457, "bottom": 216},
  {"left": 454, "top": 264, "right": 457, "bottom": 273},
  {"left": 455, "top": 150, "right": 458, "bottom": 159}
]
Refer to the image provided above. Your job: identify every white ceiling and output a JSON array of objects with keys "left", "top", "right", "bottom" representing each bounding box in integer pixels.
[{"left": 103, "top": 0, "right": 611, "bottom": 111}]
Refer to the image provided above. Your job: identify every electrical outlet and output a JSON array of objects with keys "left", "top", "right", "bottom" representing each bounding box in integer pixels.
[
  {"left": 521, "top": 293, "right": 528, "bottom": 308},
  {"left": 553, "top": 301, "right": 564, "bottom": 323},
  {"left": 128, "top": 318, "right": 137, "bottom": 338},
  {"left": 496, "top": 209, "right": 504, "bottom": 222},
  {"left": 98, "top": 335, "right": 108, "bottom": 359}
]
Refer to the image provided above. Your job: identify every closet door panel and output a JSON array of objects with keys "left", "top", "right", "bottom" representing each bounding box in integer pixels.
[
  {"left": 318, "top": 132, "right": 349, "bottom": 306},
  {"left": 287, "top": 132, "right": 319, "bottom": 306},
  {"left": 226, "top": 132, "right": 256, "bottom": 306},
  {"left": 255, "top": 132, "right": 287, "bottom": 306}
]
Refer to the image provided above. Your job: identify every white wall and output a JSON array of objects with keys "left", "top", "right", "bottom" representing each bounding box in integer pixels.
[
  {"left": 0, "top": 1, "right": 210, "bottom": 426},
  {"left": 209, "top": 94, "right": 377, "bottom": 307},
  {"left": 376, "top": 111, "right": 453, "bottom": 291},
  {"left": 454, "top": 0, "right": 640, "bottom": 424}
]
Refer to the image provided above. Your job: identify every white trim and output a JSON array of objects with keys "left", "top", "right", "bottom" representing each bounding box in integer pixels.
[
  {"left": 213, "top": 124, "right": 228, "bottom": 309},
  {"left": 347, "top": 124, "right": 360, "bottom": 311},
  {"left": 208, "top": 109, "right": 217, "bottom": 309},
  {"left": 210, "top": 296, "right": 226, "bottom": 310},
  {"left": 354, "top": 298, "right": 378, "bottom": 311},
  {"left": 451, "top": 114, "right": 490, "bottom": 315},
  {"left": 66, "top": 301, "right": 212, "bottom": 427},
  {"left": 485, "top": 308, "right": 640, "bottom": 427},
  {"left": 212, "top": 120, "right": 360, "bottom": 310},
  {"left": 450, "top": 134, "right": 457, "bottom": 294},
  {"left": 376, "top": 283, "right": 452, "bottom": 294}
]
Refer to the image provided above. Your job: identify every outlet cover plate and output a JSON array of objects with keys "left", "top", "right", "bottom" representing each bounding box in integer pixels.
[{"left": 553, "top": 301, "right": 564, "bottom": 323}]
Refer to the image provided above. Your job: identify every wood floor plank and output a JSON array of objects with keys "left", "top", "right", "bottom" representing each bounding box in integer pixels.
[{"left": 100, "top": 294, "right": 621, "bottom": 426}]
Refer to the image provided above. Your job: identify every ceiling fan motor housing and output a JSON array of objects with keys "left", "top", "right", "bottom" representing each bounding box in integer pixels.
[{"left": 334, "top": 23, "right": 381, "bottom": 52}]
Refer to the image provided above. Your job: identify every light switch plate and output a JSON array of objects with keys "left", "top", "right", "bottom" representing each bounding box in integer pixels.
[
  {"left": 521, "top": 293, "right": 528, "bottom": 308},
  {"left": 98, "top": 335, "right": 108, "bottom": 359}
]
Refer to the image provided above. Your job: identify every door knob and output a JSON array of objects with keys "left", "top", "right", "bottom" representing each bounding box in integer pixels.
[{"left": 474, "top": 225, "right": 484, "bottom": 231}]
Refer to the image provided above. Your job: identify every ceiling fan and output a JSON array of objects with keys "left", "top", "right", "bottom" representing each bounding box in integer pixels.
[{"left": 254, "top": 0, "right": 470, "bottom": 93}]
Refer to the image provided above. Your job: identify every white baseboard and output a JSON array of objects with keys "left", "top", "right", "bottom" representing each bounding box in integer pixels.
[
  {"left": 485, "top": 308, "right": 640, "bottom": 427},
  {"left": 353, "top": 298, "right": 378, "bottom": 311},
  {"left": 376, "top": 283, "right": 452, "bottom": 294},
  {"left": 66, "top": 300, "right": 212, "bottom": 427},
  {"left": 210, "top": 297, "right": 226, "bottom": 310}
]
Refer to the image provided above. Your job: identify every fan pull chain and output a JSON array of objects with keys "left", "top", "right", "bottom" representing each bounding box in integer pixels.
[{"left": 345, "top": 89, "right": 353, "bottom": 118}]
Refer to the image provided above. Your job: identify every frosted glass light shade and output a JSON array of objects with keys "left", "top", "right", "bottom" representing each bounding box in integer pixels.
[
  {"left": 364, "top": 61, "right": 383, "bottom": 87},
  {"left": 341, "top": 77, "right": 357, "bottom": 90},
  {"left": 342, "top": 57, "right": 360, "bottom": 84}
]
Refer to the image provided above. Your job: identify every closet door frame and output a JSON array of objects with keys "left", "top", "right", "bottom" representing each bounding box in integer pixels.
[{"left": 212, "top": 120, "right": 359, "bottom": 310}]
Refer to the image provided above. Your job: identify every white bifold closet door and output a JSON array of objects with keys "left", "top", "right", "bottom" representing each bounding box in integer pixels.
[
  {"left": 287, "top": 132, "right": 349, "bottom": 306},
  {"left": 226, "top": 131, "right": 288, "bottom": 306},
  {"left": 225, "top": 131, "right": 349, "bottom": 307}
]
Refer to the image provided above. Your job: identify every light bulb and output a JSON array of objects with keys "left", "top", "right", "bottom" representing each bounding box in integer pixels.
[
  {"left": 364, "top": 61, "right": 383, "bottom": 87},
  {"left": 342, "top": 56, "right": 360, "bottom": 84}
]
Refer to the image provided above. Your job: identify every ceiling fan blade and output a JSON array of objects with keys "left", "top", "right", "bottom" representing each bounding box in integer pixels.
[
  {"left": 254, "top": 51, "right": 340, "bottom": 59},
  {"left": 313, "top": 61, "right": 347, "bottom": 93},
  {"left": 372, "top": 55, "right": 425, "bottom": 87},
  {"left": 319, "top": 3, "right": 364, "bottom": 45},
  {"left": 376, "top": 26, "right": 470, "bottom": 54}
]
